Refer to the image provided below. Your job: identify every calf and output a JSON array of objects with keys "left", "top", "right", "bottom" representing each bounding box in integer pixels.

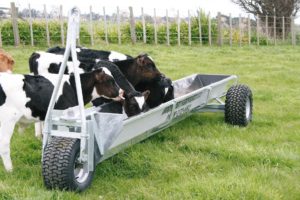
[
  {"left": 96, "top": 90, "right": 150, "bottom": 117},
  {"left": 29, "top": 51, "right": 87, "bottom": 75},
  {"left": 0, "top": 68, "right": 121, "bottom": 171},
  {"left": 113, "top": 54, "right": 174, "bottom": 108},
  {"left": 135, "top": 76, "right": 174, "bottom": 109},
  {"left": 29, "top": 51, "right": 162, "bottom": 87},
  {"left": 113, "top": 53, "right": 162, "bottom": 86},
  {"left": 0, "top": 50, "right": 14, "bottom": 73},
  {"left": 93, "top": 61, "right": 150, "bottom": 117}
]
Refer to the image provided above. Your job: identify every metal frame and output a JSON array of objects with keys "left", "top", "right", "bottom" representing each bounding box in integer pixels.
[{"left": 42, "top": 7, "right": 89, "bottom": 165}]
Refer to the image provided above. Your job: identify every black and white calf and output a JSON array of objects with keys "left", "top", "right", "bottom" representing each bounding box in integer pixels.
[
  {"left": 29, "top": 51, "right": 86, "bottom": 75},
  {"left": 29, "top": 51, "right": 162, "bottom": 87},
  {"left": 135, "top": 76, "right": 174, "bottom": 109},
  {"left": 96, "top": 90, "right": 150, "bottom": 117},
  {"left": 29, "top": 49, "right": 130, "bottom": 75},
  {"left": 93, "top": 61, "right": 150, "bottom": 117},
  {"left": 112, "top": 54, "right": 174, "bottom": 108},
  {"left": 0, "top": 68, "right": 121, "bottom": 171}
]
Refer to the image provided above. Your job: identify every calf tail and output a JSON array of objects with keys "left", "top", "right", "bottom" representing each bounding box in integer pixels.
[{"left": 28, "top": 53, "right": 40, "bottom": 75}]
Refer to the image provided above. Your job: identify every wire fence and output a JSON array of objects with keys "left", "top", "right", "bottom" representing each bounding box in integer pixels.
[{"left": 0, "top": 2, "right": 299, "bottom": 47}]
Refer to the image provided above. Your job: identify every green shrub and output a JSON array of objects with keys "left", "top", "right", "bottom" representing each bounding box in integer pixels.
[
  {"left": 251, "top": 35, "right": 268, "bottom": 45},
  {"left": 0, "top": 10, "right": 217, "bottom": 46},
  {"left": 0, "top": 20, "right": 90, "bottom": 46},
  {"left": 0, "top": 20, "right": 14, "bottom": 45}
]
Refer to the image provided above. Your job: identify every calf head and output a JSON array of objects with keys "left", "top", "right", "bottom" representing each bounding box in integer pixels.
[
  {"left": 0, "top": 50, "right": 14, "bottom": 72},
  {"left": 123, "top": 90, "right": 150, "bottom": 117},
  {"left": 135, "top": 74, "right": 174, "bottom": 109},
  {"left": 93, "top": 67, "right": 121, "bottom": 100},
  {"left": 160, "top": 76, "right": 174, "bottom": 103},
  {"left": 135, "top": 54, "right": 161, "bottom": 82}
]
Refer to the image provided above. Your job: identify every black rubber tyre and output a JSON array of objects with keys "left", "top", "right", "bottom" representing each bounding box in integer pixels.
[
  {"left": 42, "top": 137, "right": 94, "bottom": 192},
  {"left": 225, "top": 84, "right": 253, "bottom": 126}
]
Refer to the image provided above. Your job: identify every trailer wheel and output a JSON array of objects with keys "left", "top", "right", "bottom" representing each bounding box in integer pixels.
[
  {"left": 225, "top": 84, "right": 253, "bottom": 126},
  {"left": 42, "top": 137, "right": 94, "bottom": 192}
]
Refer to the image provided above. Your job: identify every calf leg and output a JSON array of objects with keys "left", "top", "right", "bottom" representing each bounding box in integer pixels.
[
  {"left": 34, "top": 122, "right": 43, "bottom": 138},
  {"left": 0, "top": 120, "right": 17, "bottom": 171}
]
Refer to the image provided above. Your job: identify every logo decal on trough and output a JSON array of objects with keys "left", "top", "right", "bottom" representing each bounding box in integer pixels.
[{"left": 175, "top": 93, "right": 201, "bottom": 109}]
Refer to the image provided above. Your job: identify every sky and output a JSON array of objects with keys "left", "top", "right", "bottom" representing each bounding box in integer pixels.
[
  {"left": 1, "top": 0, "right": 246, "bottom": 17},
  {"left": 1, "top": 0, "right": 299, "bottom": 23}
]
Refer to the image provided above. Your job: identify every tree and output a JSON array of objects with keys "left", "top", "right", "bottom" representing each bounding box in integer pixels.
[
  {"left": 232, "top": 0, "right": 300, "bottom": 16},
  {"left": 232, "top": 0, "right": 300, "bottom": 36}
]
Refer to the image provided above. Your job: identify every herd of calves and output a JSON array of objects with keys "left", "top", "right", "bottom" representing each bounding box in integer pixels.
[{"left": 0, "top": 47, "right": 174, "bottom": 171}]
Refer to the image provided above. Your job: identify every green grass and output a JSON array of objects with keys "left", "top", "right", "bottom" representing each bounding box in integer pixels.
[{"left": 0, "top": 44, "right": 300, "bottom": 199}]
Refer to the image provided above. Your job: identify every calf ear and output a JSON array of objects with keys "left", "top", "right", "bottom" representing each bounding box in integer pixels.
[
  {"left": 142, "top": 90, "right": 150, "bottom": 100},
  {"left": 137, "top": 55, "right": 145, "bottom": 66},
  {"left": 95, "top": 69, "right": 105, "bottom": 81}
]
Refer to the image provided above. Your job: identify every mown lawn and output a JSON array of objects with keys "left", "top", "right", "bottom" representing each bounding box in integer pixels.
[{"left": 0, "top": 44, "right": 299, "bottom": 200}]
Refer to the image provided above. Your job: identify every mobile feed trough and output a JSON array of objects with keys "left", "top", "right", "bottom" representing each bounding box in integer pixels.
[{"left": 41, "top": 7, "right": 253, "bottom": 192}]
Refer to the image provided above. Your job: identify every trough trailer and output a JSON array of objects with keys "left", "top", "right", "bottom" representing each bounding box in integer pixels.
[{"left": 41, "top": 7, "right": 253, "bottom": 192}]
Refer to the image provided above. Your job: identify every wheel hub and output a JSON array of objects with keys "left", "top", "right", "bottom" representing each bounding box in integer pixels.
[{"left": 74, "top": 158, "right": 89, "bottom": 184}]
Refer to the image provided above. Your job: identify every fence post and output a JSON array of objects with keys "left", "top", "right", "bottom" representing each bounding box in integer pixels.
[
  {"left": 10, "top": 2, "right": 20, "bottom": 46},
  {"left": 89, "top": 6, "right": 94, "bottom": 46},
  {"left": 274, "top": 15, "right": 276, "bottom": 45},
  {"left": 166, "top": 9, "right": 170, "bottom": 46},
  {"left": 177, "top": 10, "right": 180, "bottom": 46},
  {"left": 198, "top": 9, "right": 202, "bottom": 46},
  {"left": 248, "top": 14, "right": 251, "bottom": 45},
  {"left": 229, "top": 13, "right": 232, "bottom": 47},
  {"left": 208, "top": 12, "right": 212, "bottom": 46},
  {"left": 282, "top": 16, "right": 285, "bottom": 42},
  {"left": 188, "top": 10, "right": 191, "bottom": 46},
  {"left": 28, "top": 4, "right": 34, "bottom": 46},
  {"left": 266, "top": 15, "right": 268, "bottom": 45},
  {"left": 117, "top": 6, "right": 121, "bottom": 45},
  {"left": 291, "top": 16, "right": 296, "bottom": 46},
  {"left": 141, "top": 7, "right": 146, "bottom": 43},
  {"left": 154, "top": 8, "right": 157, "bottom": 45},
  {"left": 256, "top": 14, "right": 260, "bottom": 46},
  {"left": 129, "top": 6, "right": 136, "bottom": 44},
  {"left": 239, "top": 14, "right": 242, "bottom": 47},
  {"left": 217, "top": 12, "right": 222, "bottom": 46},
  {"left": 103, "top": 7, "right": 109, "bottom": 45},
  {"left": 44, "top": 4, "right": 50, "bottom": 47},
  {"left": 59, "top": 5, "right": 64, "bottom": 46}
]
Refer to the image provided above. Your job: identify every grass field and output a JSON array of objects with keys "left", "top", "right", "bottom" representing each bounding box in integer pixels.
[{"left": 0, "top": 44, "right": 299, "bottom": 200}]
